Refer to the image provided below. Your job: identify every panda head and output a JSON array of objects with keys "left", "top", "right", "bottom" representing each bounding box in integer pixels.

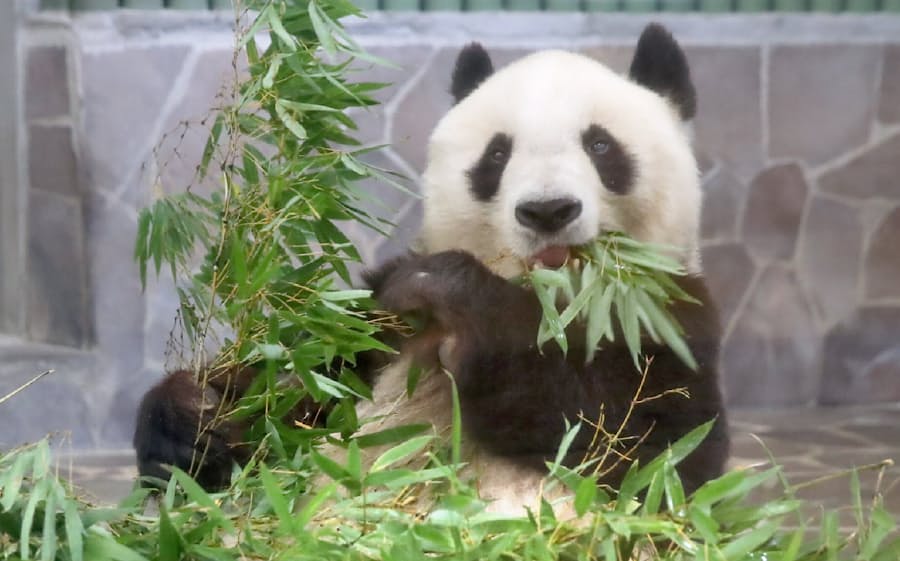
[{"left": 420, "top": 24, "right": 702, "bottom": 277}]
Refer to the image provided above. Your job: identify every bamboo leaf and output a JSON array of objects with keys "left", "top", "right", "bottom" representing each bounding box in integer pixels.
[
  {"left": 262, "top": 54, "right": 282, "bottom": 89},
  {"left": 20, "top": 477, "right": 49, "bottom": 559},
  {"left": 84, "top": 533, "right": 151, "bottom": 561},
  {"left": 574, "top": 476, "right": 597, "bottom": 517},
  {"left": 295, "top": 481, "right": 338, "bottom": 528},
  {"left": 64, "top": 499, "right": 84, "bottom": 561},
  {"left": 585, "top": 281, "right": 615, "bottom": 362},
  {"left": 199, "top": 114, "right": 224, "bottom": 180},
  {"left": 448, "top": 373, "right": 463, "bottom": 468},
  {"left": 719, "top": 519, "right": 781, "bottom": 559},
  {"left": 1, "top": 451, "right": 29, "bottom": 511},
  {"left": 355, "top": 423, "right": 430, "bottom": 448},
  {"left": 275, "top": 99, "right": 307, "bottom": 140},
  {"left": 157, "top": 505, "right": 182, "bottom": 561},
  {"left": 259, "top": 463, "right": 295, "bottom": 533},
  {"left": 268, "top": 6, "right": 296, "bottom": 51},
  {"left": 311, "top": 449, "right": 351, "bottom": 483},
  {"left": 635, "top": 289, "right": 698, "bottom": 370},
  {"left": 170, "top": 469, "right": 235, "bottom": 534},
  {"left": 345, "top": 440, "right": 362, "bottom": 482},
  {"left": 614, "top": 288, "right": 641, "bottom": 370},
  {"left": 308, "top": 0, "right": 337, "bottom": 55},
  {"left": 39, "top": 482, "right": 58, "bottom": 561},
  {"left": 549, "top": 421, "right": 581, "bottom": 476},
  {"left": 369, "top": 435, "right": 434, "bottom": 473}
]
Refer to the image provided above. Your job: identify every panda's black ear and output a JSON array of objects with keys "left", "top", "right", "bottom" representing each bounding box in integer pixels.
[
  {"left": 451, "top": 43, "right": 494, "bottom": 104},
  {"left": 628, "top": 23, "right": 696, "bottom": 120}
]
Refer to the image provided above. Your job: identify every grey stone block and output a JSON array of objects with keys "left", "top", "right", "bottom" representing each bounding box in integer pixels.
[
  {"left": 347, "top": 105, "right": 388, "bottom": 148},
  {"left": 350, "top": 46, "right": 437, "bottom": 107},
  {"left": 819, "top": 132, "right": 900, "bottom": 201},
  {"left": 0, "top": 341, "right": 97, "bottom": 448},
  {"left": 374, "top": 200, "right": 423, "bottom": 264},
  {"left": 27, "top": 190, "right": 91, "bottom": 348},
  {"left": 52, "top": 450, "right": 137, "bottom": 506},
  {"left": 141, "top": 275, "right": 184, "bottom": 368},
  {"left": 798, "top": 196, "right": 863, "bottom": 326},
  {"left": 820, "top": 306, "right": 900, "bottom": 405},
  {"left": 741, "top": 163, "right": 808, "bottom": 262},
  {"left": 687, "top": 46, "right": 763, "bottom": 181},
  {"left": 25, "top": 46, "right": 69, "bottom": 121},
  {"left": 701, "top": 241, "right": 754, "bottom": 333},
  {"left": 100, "top": 366, "right": 163, "bottom": 447},
  {"left": 391, "top": 48, "right": 462, "bottom": 174},
  {"left": 28, "top": 124, "right": 79, "bottom": 198},
  {"left": 352, "top": 149, "right": 419, "bottom": 223},
  {"left": 864, "top": 206, "right": 900, "bottom": 300},
  {"left": 82, "top": 46, "right": 189, "bottom": 193},
  {"left": 879, "top": 44, "right": 900, "bottom": 124},
  {"left": 721, "top": 266, "right": 821, "bottom": 407},
  {"left": 151, "top": 49, "right": 234, "bottom": 206},
  {"left": 700, "top": 167, "right": 744, "bottom": 242},
  {"left": 85, "top": 193, "right": 145, "bottom": 374},
  {"left": 768, "top": 45, "right": 880, "bottom": 166}
]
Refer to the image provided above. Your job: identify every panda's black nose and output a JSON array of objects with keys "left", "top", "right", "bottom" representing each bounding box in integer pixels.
[{"left": 515, "top": 198, "right": 583, "bottom": 234}]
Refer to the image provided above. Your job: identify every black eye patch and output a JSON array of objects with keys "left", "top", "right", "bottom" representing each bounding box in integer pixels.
[
  {"left": 467, "top": 133, "right": 513, "bottom": 202},
  {"left": 581, "top": 124, "right": 634, "bottom": 195}
]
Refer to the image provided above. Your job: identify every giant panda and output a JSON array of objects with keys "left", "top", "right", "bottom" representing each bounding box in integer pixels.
[{"left": 133, "top": 22, "right": 728, "bottom": 515}]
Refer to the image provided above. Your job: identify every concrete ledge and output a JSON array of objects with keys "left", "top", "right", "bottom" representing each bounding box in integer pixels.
[
  {"left": 25, "top": 11, "right": 900, "bottom": 46},
  {"left": 348, "top": 13, "right": 900, "bottom": 46}
]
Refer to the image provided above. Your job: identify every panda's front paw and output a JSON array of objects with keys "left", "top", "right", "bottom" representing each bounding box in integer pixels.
[{"left": 364, "top": 250, "right": 495, "bottom": 325}]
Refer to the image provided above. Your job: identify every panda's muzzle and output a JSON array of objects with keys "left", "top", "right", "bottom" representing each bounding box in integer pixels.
[{"left": 514, "top": 197, "right": 582, "bottom": 234}]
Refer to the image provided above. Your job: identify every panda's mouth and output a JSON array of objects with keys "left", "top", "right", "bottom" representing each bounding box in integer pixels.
[{"left": 528, "top": 245, "right": 571, "bottom": 269}]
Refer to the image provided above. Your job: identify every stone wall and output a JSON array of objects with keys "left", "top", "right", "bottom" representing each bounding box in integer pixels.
[{"left": 1, "top": 10, "right": 899, "bottom": 449}]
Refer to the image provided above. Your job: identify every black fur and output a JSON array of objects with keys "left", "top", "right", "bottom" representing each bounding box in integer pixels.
[
  {"left": 367, "top": 250, "right": 729, "bottom": 493},
  {"left": 515, "top": 198, "right": 583, "bottom": 234},
  {"left": 133, "top": 369, "right": 250, "bottom": 489},
  {"left": 451, "top": 43, "right": 494, "bottom": 104},
  {"left": 467, "top": 133, "right": 513, "bottom": 201},
  {"left": 133, "top": 361, "right": 380, "bottom": 489},
  {"left": 629, "top": 23, "right": 697, "bottom": 121},
  {"left": 581, "top": 124, "right": 636, "bottom": 195}
]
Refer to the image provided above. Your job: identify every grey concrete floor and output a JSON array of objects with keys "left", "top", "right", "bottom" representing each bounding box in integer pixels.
[{"left": 53, "top": 403, "right": 900, "bottom": 517}]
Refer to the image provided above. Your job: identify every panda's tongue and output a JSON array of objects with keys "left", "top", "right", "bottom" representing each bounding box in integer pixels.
[{"left": 531, "top": 246, "right": 571, "bottom": 269}]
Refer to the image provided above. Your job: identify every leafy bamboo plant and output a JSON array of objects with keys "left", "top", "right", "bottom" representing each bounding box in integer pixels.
[
  {"left": 133, "top": 0, "right": 397, "bottom": 445},
  {"left": 528, "top": 233, "right": 699, "bottom": 370},
  {"left": 1, "top": 1, "right": 899, "bottom": 560}
]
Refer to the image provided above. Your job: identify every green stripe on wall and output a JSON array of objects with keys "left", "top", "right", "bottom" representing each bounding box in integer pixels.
[
  {"left": 122, "top": 0, "right": 165, "bottom": 7},
  {"left": 39, "top": 0, "right": 900, "bottom": 12},
  {"left": 41, "top": 0, "right": 234, "bottom": 7},
  {"left": 424, "top": 0, "right": 463, "bottom": 10},
  {"left": 71, "top": 0, "right": 118, "bottom": 9},
  {"left": 167, "top": 0, "right": 210, "bottom": 8}
]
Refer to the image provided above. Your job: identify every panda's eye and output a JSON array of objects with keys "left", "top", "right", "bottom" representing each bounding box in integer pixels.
[
  {"left": 490, "top": 149, "right": 507, "bottom": 163},
  {"left": 591, "top": 140, "right": 610, "bottom": 155}
]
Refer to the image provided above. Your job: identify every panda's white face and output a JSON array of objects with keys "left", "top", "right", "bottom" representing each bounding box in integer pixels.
[{"left": 419, "top": 49, "right": 702, "bottom": 277}]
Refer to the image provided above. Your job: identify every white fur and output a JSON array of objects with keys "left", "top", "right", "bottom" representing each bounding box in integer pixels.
[
  {"left": 422, "top": 50, "right": 701, "bottom": 277},
  {"left": 357, "top": 49, "right": 703, "bottom": 517}
]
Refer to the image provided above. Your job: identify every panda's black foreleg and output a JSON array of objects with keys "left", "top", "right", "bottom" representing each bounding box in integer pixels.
[
  {"left": 365, "top": 250, "right": 596, "bottom": 457},
  {"left": 366, "top": 250, "right": 729, "bottom": 491},
  {"left": 133, "top": 369, "right": 249, "bottom": 490}
]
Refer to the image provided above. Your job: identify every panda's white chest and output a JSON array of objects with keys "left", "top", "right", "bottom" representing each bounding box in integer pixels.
[{"left": 356, "top": 355, "right": 454, "bottom": 436}]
